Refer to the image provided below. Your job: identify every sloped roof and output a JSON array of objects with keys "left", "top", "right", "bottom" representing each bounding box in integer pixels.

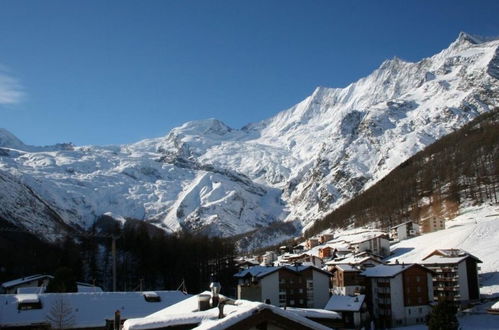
[
  {"left": 1, "top": 274, "right": 53, "bottom": 289},
  {"left": 123, "top": 292, "right": 332, "bottom": 330},
  {"left": 0, "top": 291, "right": 189, "bottom": 328},
  {"left": 325, "top": 294, "right": 365, "bottom": 312},
  {"left": 234, "top": 265, "right": 331, "bottom": 279},
  {"left": 361, "top": 264, "right": 430, "bottom": 278},
  {"left": 335, "top": 264, "right": 361, "bottom": 272},
  {"left": 422, "top": 249, "right": 483, "bottom": 263}
]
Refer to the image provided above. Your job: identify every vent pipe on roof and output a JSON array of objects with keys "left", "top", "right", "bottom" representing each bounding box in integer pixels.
[{"left": 209, "top": 273, "right": 221, "bottom": 308}]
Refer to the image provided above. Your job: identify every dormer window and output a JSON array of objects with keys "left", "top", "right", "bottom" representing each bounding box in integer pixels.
[
  {"left": 143, "top": 291, "right": 161, "bottom": 302},
  {"left": 16, "top": 294, "right": 42, "bottom": 310}
]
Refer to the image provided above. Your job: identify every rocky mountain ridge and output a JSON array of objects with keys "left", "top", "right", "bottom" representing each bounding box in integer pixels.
[{"left": 0, "top": 33, "right": 498, "bottom": 244}]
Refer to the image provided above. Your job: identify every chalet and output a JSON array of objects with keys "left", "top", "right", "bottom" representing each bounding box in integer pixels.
[
  {"left": 421, "top": 249, "right": 482, "bottom": 306},
  {"left": 282, "top": 253, "right": 323, "bottom": 268},
  {"left": 318, "top": 244, "right": 351, "bottom": 260},
  {"left": 1, "top": 275, "right": 104, "bottom": 295},
  {"left": 326, "top": 254, "right": 384, "bottom": 271},
  {"left": 292, "top": 244, "right": 306, "bottom": 254},
  {"left": 261, "top": 251, "right": 278, "bottom": 266},
  {"left": 123, "top": 292, "right": 336, "bottom": 330},
  {"left": 235, "top": 258, "right": 260, "bottom": 271},
  {"left": 329, "top": 264, "right": 366, "bottom": 296},
  {"left": 305, "top": 237, "right": 320, "bottom": 250},
  {"left": 0, "top": 291, "right": 189, "bottom": 329},
  {"left": 349, "top": 234, "right": 390, "bottom": 257},
  {"left": 389, "top": 221, "right": 420, "bottom": 241},
  {"left": 234, "top": 265, "right": 332, "bottom": 308},
  {"left": 1, "top": 274, "right": 54, "bottom": 294},
  {"left": 420, "top": 216, "right": 446, "bottom": 233},
  {"left": 362, "top": 264, "right": 434, "bottom": 328},
  {"left": 325, "top": 294, "right": 370, "bottom": 329},
  {"left": 318, "top": 233, "right": 334, "bottom": 244},
  {"left": 318, "top": 246, "right": 334, "bottom": 259}
]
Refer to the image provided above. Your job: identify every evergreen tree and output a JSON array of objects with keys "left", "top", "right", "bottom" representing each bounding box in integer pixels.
[
  {"left": 46, "top": 296, "right": 75, "bottom": 330},
  {"left": 427, "top": 301, "right": 459, "bottom": 330},
  {"left": 46, "top": 267, "right": 78, "bottom": 293}
]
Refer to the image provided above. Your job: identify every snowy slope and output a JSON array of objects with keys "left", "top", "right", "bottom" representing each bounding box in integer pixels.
[
  {"left": 386, "top": 205, "right": 499, "bottom": 298},
  {"left": 0, "top": 33, "right": 498, "bottom": 240}
]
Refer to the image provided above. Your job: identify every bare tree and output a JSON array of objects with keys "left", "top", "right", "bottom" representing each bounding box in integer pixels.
[{"left": 46, "top": 296, "right": 75, "bottom": 330}]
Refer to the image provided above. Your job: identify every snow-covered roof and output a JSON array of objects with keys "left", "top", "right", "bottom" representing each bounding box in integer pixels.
[
  {"left": 15, "top": 294, "right": 40, "bottom": 304},
  {"left": 361, "top": 264, "right": 428, "bottom": 278},
  {"left": 349, "top": 233, "right": 388, "bottom": 245},
  {"left": 234, "top": 265, "right": 331, "bottom": 279},
  {"left": 234, "top": 265, "right": 279, "bottom": 279},
  {"left": 284, "top": 307, "right": 341, "bottom": 319},
  {"left": 325, "top": 295, "right": 365, "bottom": 312},
  {"left": 0, "top": 291, "right": 189, "bottom": 328},
  {"left": 491, "top": 300, "right": 499, "bottom": 310},
  {"left": 422, "top": 249, "right": 482, "bottom": 263},
  {"left": 123, "top": 292, "right": 333, "bottom": 330},
  {"left": 422, "top": 255, "right": 470, "bottom": 265},
  {"left": 326, "top": 255, "right": 382, "bottom": 266},
  {"left": 335, "top": 264, "right": 361, "bottom": 272},
  {"left": 1, "top": 274, "right": 53, "bottom": 289}
]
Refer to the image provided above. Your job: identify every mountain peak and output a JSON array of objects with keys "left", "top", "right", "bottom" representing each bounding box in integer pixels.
[
  {"left": 0, "top": 128, "right": 26, "bottom": 149},
  {"left": 455, "top": 32, "right": 498, "bottom": 45},
  {"left": 174, "top": 118, "right": 233, "bottom": 136}
]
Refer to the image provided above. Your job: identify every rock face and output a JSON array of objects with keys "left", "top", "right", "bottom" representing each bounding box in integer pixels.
[{"left": 0, "top": 33, "right": 498, "bottom": 243}]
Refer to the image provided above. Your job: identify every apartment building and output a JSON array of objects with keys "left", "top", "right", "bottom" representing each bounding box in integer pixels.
[
  {"left": 421, "top": 249, "right": 482, "bottom": 306},
  {"left": 362, "top": 264, "right": 433, "bottom": 328},
  {"left": 234, "top": 265, "right": 331, "bottom": 308}
]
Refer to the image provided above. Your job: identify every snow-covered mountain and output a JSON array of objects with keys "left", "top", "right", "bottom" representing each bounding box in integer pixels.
[{"left": 1, "top": 32, "right": 498, "bottom": 242}]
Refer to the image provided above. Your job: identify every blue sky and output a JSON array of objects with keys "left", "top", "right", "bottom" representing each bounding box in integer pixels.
[{"left": 0, "top": 0, "right": 498, "bottom": 146}]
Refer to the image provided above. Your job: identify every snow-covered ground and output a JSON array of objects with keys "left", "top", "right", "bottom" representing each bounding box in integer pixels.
[
  {"left": 0, "top": 33, "right": 498, "bottom": 243},
  {"left": 386, "top": 205, "right": 499, "bottom": 298}
]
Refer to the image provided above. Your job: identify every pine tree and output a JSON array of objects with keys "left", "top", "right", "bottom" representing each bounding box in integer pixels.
[
  {"left": 427, "top": 301, "right": 458, "bottom": 330},
  {"left": 46, "top": 296, "right": 75, "bottom": 330}
]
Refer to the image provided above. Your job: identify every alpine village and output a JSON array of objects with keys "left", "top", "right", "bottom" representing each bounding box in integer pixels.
[{"left": 1, "top": 31, "right": 499, "bottom": 330}]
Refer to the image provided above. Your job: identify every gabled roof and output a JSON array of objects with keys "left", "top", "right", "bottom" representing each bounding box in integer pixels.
[
  {"left": 325, "top": 255, "right": 383, "bottom": 266},
  {"left": 361, "top": 264, "right": 431, "bottom": 278},
  {"left": 1, "top": 274, "right": 54, "bottom": 289},
  {"left": 422, "top": 249, "right": 483, "bottom": 263},
  {"left": 325, "top": 295, "right": 365, "bottom": 312},
  {"left": 234, "top": 265, "right": 331, "bottom": 279},
  {"left": 349, "top": 233, "right": 388, "bottom": 245},
  {"left": 123, "top": 292, "right": 333, "bottom": 330}
]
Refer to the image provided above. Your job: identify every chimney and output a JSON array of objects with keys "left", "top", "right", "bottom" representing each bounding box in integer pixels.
[{"left": 209, "top": 273, "right": 221, "bottom": 308}]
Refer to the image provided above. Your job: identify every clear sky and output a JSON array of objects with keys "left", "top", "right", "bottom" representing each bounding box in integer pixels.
[{"left": 0, "top": 0, "right": 498, "bottom": 146}]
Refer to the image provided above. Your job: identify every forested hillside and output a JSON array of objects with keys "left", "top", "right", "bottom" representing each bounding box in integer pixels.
[
  {"left": 306, "top": 108, "right": 499, "bottom": 237},
  {"left": 0, "top": 216, "right": 237, "bottom": 295}
]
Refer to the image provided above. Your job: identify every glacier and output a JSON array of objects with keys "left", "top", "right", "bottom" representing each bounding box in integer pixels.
[{"left": 0, "top": 32, "right": 498, "bottom": 244}]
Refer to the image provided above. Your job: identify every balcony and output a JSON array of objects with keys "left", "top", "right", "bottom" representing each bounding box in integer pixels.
[{"left": 377, "top": 287, "right": 391, "bottom": 294}]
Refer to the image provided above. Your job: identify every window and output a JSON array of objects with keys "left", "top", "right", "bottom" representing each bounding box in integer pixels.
[
  {"left": 16, "top": 295, "right": 42, "bottom": 311},
  {"left": 279, "top": 294, "right": 286, "bottom": 306}
]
